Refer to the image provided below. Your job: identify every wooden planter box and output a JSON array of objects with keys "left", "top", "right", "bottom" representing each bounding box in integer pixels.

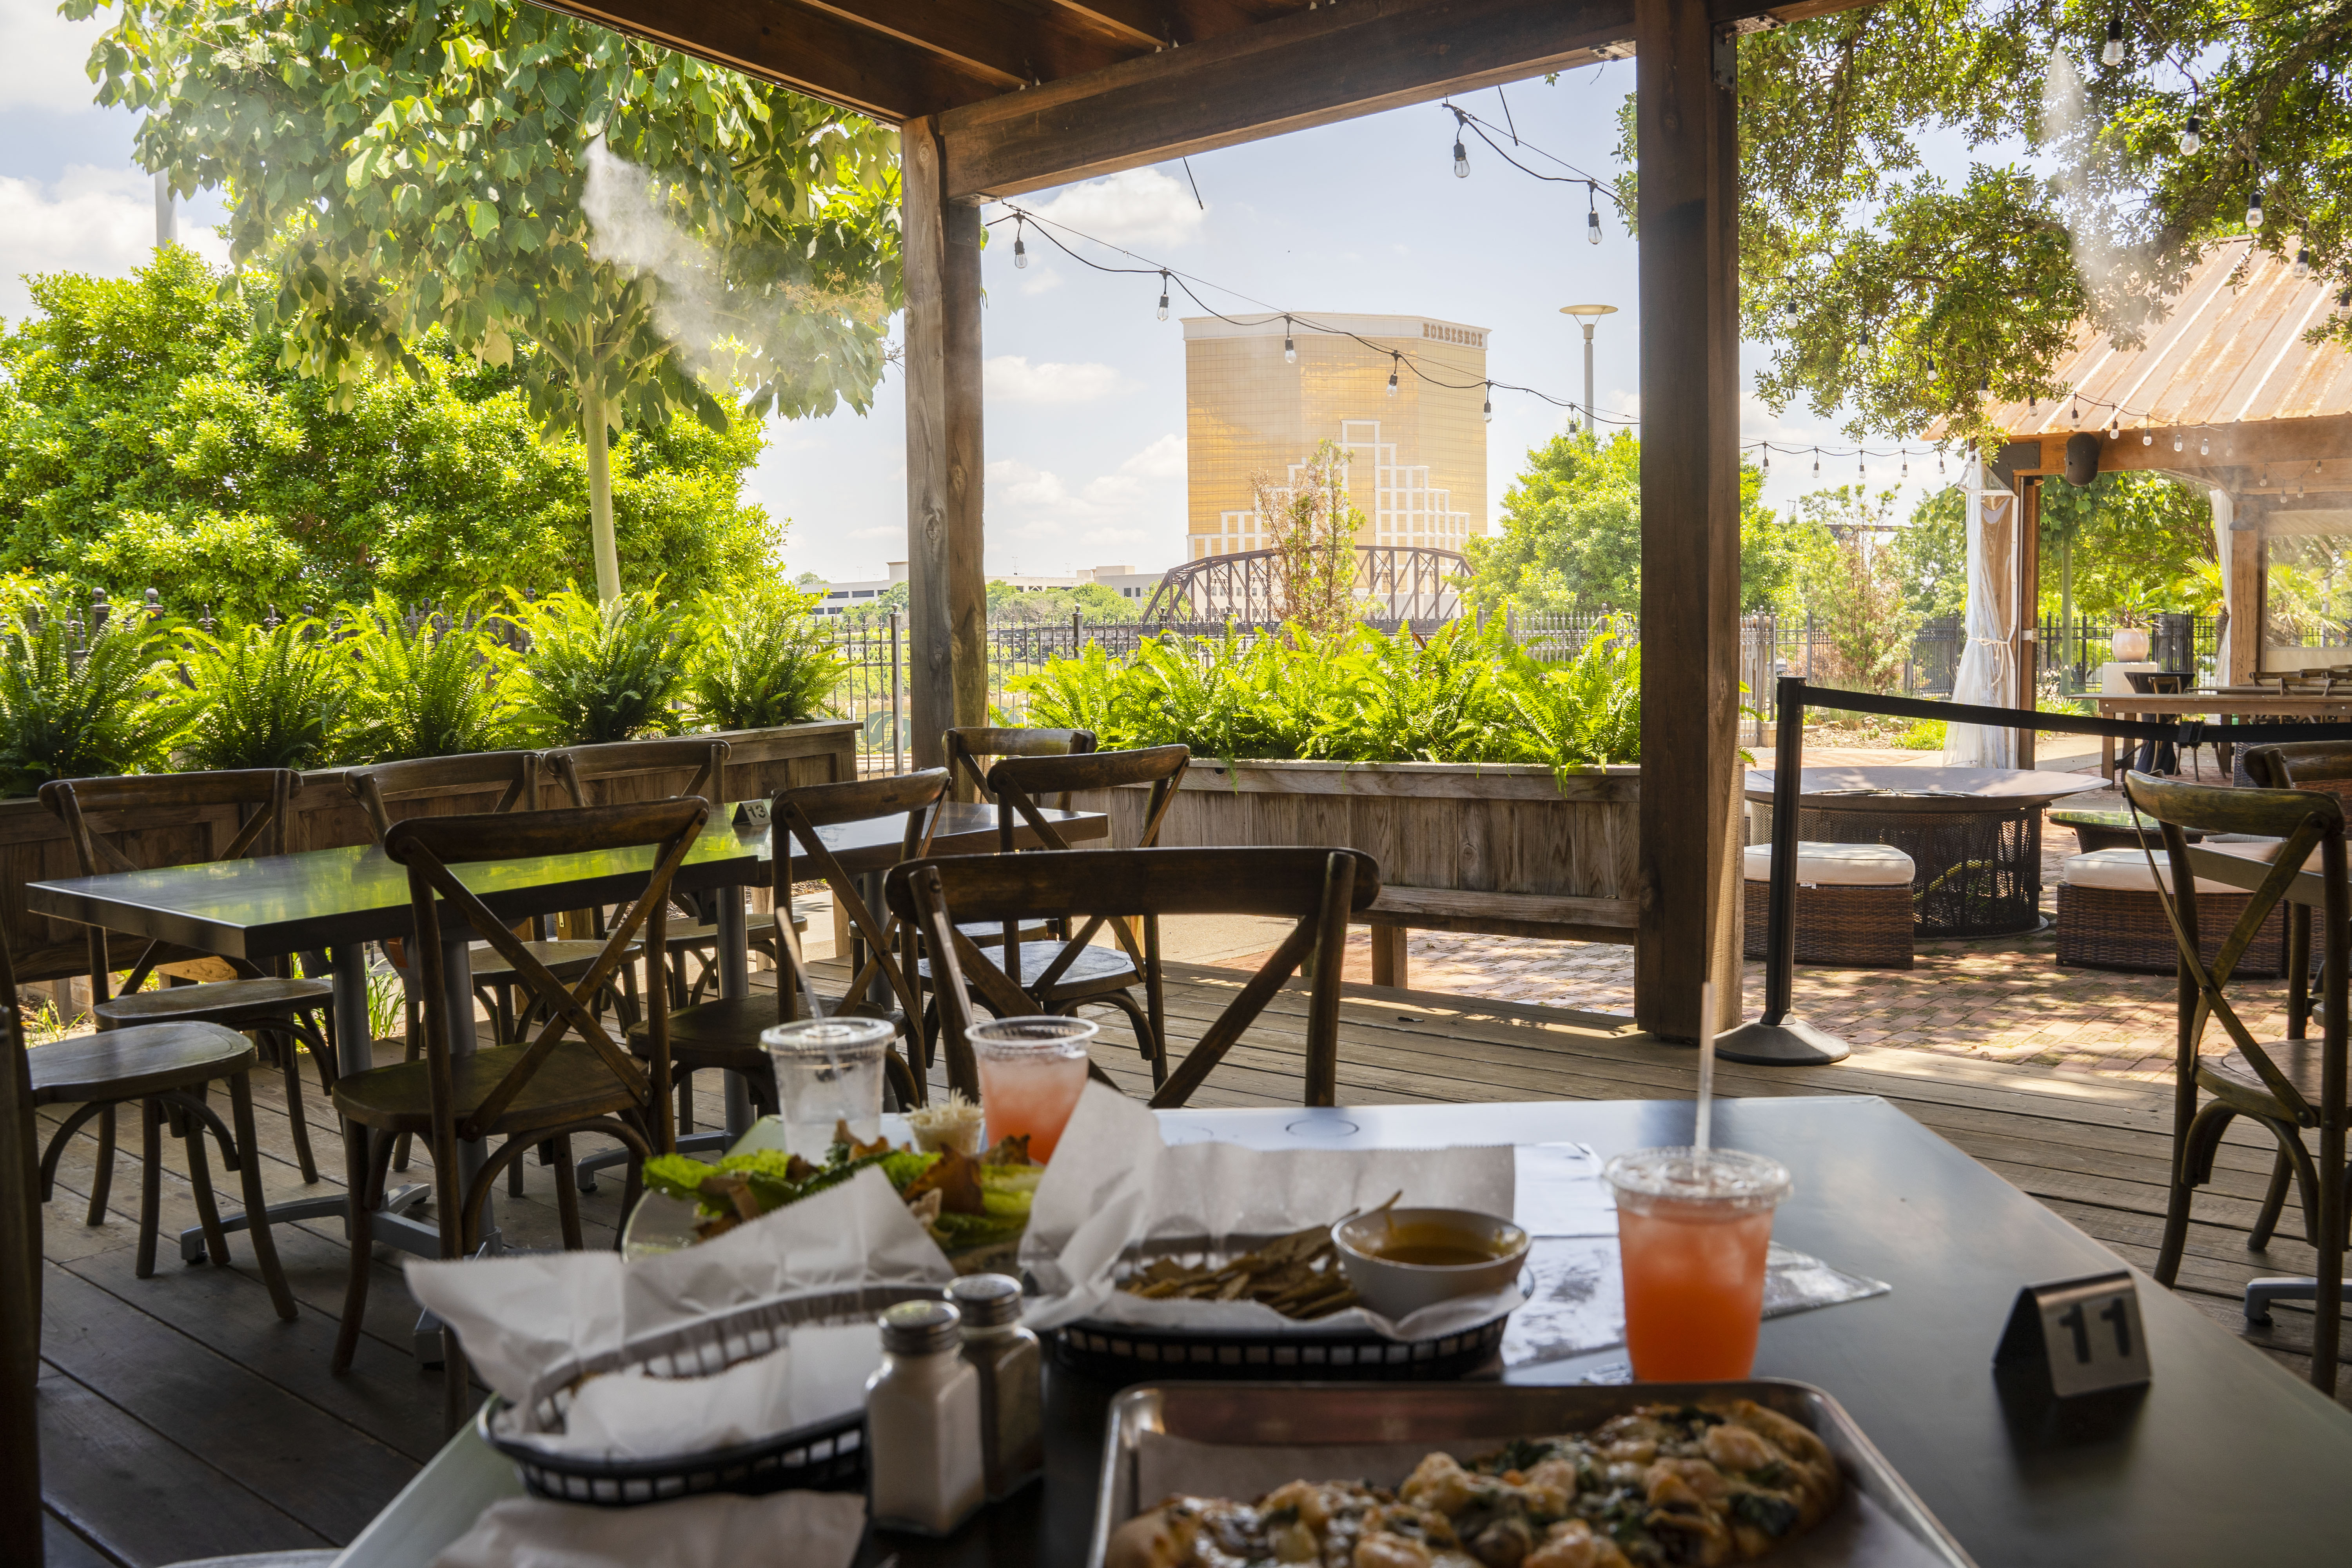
[
  {"left": 0, "top": 721, "right": 857, "bottom": 985},
  {"left": 1069, "top": 759, "right": 1640, "bottom": 986}
]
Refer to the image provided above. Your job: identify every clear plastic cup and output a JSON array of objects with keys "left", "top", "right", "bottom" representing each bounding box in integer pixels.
[
  {"left": 1604, "top": 1146, "right": 1792, "bottom": 1381},
  {"left": 968, "top": 1016, "right": 1097, "bottom": 1163},
  {"left": 761, "top": 1016, "right": 895, "bottom": 1159}
]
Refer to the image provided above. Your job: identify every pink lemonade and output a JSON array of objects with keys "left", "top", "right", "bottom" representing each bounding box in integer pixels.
[
  {"left": 976, "top": 1049, "right": 1089, "bottom": 1162},
  {"left": 1617, "top": 1202, "right": 1777, "bottom": 1380}
]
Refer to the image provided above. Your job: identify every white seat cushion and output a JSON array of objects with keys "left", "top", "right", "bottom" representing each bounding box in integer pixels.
[
  {"left": 1741, "top": 841, "right": 1915, "bottom": 886},
  {"left": 2062, "top": 848, "right": 2242, "bottom": 895},
  {"left": 2204, "top": 835, "right": 2287, "bottom": 861}
]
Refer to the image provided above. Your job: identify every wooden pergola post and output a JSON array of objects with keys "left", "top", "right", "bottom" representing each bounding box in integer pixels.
[
  {"left": 900, "top": 118, "right": 988, "bottom": 773},
  {"left": 1633, "top": 0, "right": 1743, "bottom": 1042}
]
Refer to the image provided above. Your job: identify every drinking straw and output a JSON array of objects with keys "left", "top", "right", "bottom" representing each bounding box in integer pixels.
[{"left": 1695, "top": 981, "right": 1716, "bottom": 1155}]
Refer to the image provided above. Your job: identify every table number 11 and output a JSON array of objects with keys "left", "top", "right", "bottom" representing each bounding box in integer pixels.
[{"left": 1994, "top": 1270, "right": 2152, "bottom": 1398}]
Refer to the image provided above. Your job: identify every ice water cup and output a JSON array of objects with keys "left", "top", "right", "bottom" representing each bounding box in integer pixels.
[
  {"left": 762, "top": 1016, "right": 895, "bottom": 1160},
  {"left": 1604, "top": 1146, "right": 1792, "bottom": 1381},
  {"left": 968, "top": 1016, "right": 1097, "bottom": 1163}
]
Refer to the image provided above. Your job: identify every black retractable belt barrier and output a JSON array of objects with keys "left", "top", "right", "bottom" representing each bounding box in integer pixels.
[{"left": 1713, "top": 678, "right": 2352, "bottom": 1067}]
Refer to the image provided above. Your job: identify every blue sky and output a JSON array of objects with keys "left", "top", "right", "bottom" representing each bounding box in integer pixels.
[{"left": 0, "top": 6, "right": 1951, "bottom": 585}]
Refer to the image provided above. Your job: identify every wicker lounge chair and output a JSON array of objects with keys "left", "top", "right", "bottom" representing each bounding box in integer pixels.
[{"left": 1740, "top": 841, "right": 1916, "bottom": 969}]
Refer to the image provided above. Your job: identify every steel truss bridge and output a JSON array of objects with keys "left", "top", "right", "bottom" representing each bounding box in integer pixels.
[{"left": 1142, "top": 545, "right": 1469, "bottom": 631}]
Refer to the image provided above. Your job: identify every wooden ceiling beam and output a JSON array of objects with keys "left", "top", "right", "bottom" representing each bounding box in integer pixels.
[
  {"left": 798, "top": 0, "right": 1142, "bottom": 88},
  {"left": 1046, "top": 0, "right": 1279, "bottom": 51},
  {"left": 941, "top": 0, "right": 1642, "bottom": 200},
  {"left": 528, "top": 0, "right": 1008, "bottom": 122}
]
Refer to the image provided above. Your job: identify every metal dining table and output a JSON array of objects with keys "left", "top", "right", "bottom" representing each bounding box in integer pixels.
[
  {"left": 22, "top": 800, "right": 1106, "bottom": 1268},
  {"left": 329, "top": 1095, "right": 2352, "bottom": 1568}
]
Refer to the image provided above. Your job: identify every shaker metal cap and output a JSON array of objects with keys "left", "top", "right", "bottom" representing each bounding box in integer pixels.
[
  {"left": 947, "top": 1273, "right": 1023, "bottom": 1327},
  {"left": 880, "top": 1298, "right": 962, "bottom": 1354}
]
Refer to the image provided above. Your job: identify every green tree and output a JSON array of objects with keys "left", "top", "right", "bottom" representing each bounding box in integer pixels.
[
  {"left": 80, "top": 0, "right": 900, "bottom": 601},
  {"left": 0, "top": 250, "right": 776, "bottom": 618},
  {"left": 983, "top": 581, "right": 1142, "bottom": 626},
  {"left": 1610, "top": 5, "right": 2351, "bottom": 441},
  {"left": 2035, "top": 472, "right": 2212, "bottom": 622},
  {"left": 1888, "top": 486, "right": 1968, "bottom": 621},
  {"left": 1463, "top": 430, "right": 1786, "bottom": 616}
]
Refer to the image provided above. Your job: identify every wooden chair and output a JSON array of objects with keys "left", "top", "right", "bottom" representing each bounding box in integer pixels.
[
  {"left": 42, "top": 771, "right": 338, "bottom": 1195},
  {"left": 941, "top": 724, "right": 1097, "bottom": 956},
  {"left": 929, "top": 744, "right": 1191, "bottom": 1085},
  {"left": 1, "top": 916, "right": 296, "bottom": 1319},
  {"left": 331, "top": 798, "right": 703, "bottom": 1428},
  {"left": 888, "top": 846, "right": 1379, "bottom": 1107},
  {"left": 2122, "top": 769, "right": 2347, "bottom": 1395},
  {"left": 623, "top": 769, "right": 943, "bottom": 1120}
]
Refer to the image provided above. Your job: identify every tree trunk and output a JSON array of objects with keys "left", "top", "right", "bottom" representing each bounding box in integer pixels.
[{"left": 583, "top": 383, "right": 621, "bottom": 603}]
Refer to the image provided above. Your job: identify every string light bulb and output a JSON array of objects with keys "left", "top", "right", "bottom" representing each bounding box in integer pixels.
[
  {"left": 2181, "top": 112, "right": 2202, "bottom": 155},
  {"left": 2142, "top": 428, "right": 2153, "bottom": 445},
  {"left": 2200, "top": 436, "right": 2210, "bottom": 456},
  {"left": 2174, "top": 432, "right": 2185, "bottom": 451},
  {"left": 1902, "top": 455, "right": 1909, "bottom": 478},
  {"left": 1387, "top": 353, "right": 1401, "bottom": 398},
  {"left": 1762, "top": 446, "right": 1771, "bottom": 472},
  {"left": 2295, "top": 247, "right": 2312, "bottom": 278},
  {"left": 1482, "top": 383, "right": 1492, "bottom": 423},
  {"left": 2107, "top": 418, "right": 2119, "bottom": 439},
  {"left": 1283, "top": 318, "right": 1296, "bottom": 364},
  {"left": 1938, "top": 449, "right": 1947, "bottom": 476},
  {"left": 1587, "top": 185, "right": 1602, "bottom": 245},
  {"left": 1013, "top": 219, "right": 1027, "bottom": 269},
  {"left": 1156, "top": 271, "right": 1170, "bottom": 321},
  {"left": 2103, "top": 13, "right": 2123, "bottom": 66},
  {"left": 1453, "top": 134, "right": 1470, "bottom": 178},
  {"left": 2247, "top": 186, "right": 2265, "bottom": 229},
  {"left": 1812, "top": 451, "right": 1820, "bottom": 478}
]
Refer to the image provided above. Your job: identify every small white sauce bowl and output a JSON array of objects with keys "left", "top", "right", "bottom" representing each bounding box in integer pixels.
[{"left": 1332, "top": 1207, "right": 1530, "bottom": 1321}]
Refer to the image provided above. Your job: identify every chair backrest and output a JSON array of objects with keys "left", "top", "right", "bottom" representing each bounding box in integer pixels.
[
  {"left": 383, "top": 798, "right": 708, "bottom": 1196},
  {"left": 345, "top": 750, "right": 544, "bottom": 840},
  {"left": 942, "top": 725, "right": 1094, "bottom": 803},
  {"left": 0, "top": 922, "right": 37, "bottom": 1550},
  {"left": 545, "top": 737, "right": 728, "bottom": 810},
  {"left": 766, "top": 770, "right": 949, "bottom": 1057},
  {"left": 2242, "top": 741, "right": 2352, "bottom": 813},
  {"left": 886, "top": 846, "right": 1379, "bottom": 1108},
  {"left": 40, "top": 770, "right": 303, "bottom": 1000},
  {"left": 2122, "top": 769, "right": 2347, "bottom": 1127}
]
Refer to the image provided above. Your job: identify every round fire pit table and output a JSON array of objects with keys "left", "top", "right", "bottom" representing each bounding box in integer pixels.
[{"left": 1745, "top": 766, "right": 2109, "bottom": 938}]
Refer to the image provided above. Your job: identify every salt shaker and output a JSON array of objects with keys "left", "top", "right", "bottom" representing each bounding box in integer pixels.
[
  {"left": 948, "top": 1274, "right": 1044, "bottom": 1499},
  {"left": 865, "top": 1299, "right": 985, "bottom": 1535}
]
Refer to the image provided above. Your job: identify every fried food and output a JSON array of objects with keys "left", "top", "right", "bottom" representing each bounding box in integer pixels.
[
  {"left": 1117, "top": 1221, "right": 1361, "bottom": 1319},
  {"left": 1104, "top": 1401, "right": 1842, "bottom": 1568}
]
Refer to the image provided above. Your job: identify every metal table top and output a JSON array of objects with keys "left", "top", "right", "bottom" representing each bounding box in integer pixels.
[
  {"left": 1746, "top": 766, "right": 2109, "bottom": 810},
  {"left": 333, "top": 1096, "right": 2352, "bottom": 1568}
]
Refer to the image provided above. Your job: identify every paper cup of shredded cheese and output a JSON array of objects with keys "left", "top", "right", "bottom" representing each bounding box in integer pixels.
[{"left": 907, "top": 1090, "right": 986, "bottom": 1156}]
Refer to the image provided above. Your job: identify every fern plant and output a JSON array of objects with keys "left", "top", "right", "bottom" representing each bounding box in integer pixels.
[
  {"left": 511, "top": 586, "right": 690, "bottom": 747},
  {"left": 1503, "top": 617, "right": 1642, "bottom": 777},
  {"left": 176, "top": 619, "right": 352, "bottom": 772},
  {"left": 338, "top": 595, "right": 519, "bottom": 763},
  {"left": 687, "top": 579, "right": 844, "bottom": 730},
  {"left": 0, "top": 607, "right": 189, "bottom": 796}
]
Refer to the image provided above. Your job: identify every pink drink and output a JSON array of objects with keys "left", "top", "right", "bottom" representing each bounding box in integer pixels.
[
  {"left": 1605, "top": 1147, "right": 1791, "bottom": 1381},
  {"left": 969, "top": 1016, "right": 1097, "bottom": 1162}
]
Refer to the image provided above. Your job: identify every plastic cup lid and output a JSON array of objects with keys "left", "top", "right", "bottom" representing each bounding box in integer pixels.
[
  {"left": 968, "top": 1014, "right": 1097, "bottom": 1057},
  {"left": 761, "top": 1017, "right": 894, "bottom": 1056},
  {"left": 1603, "top": 1146, "right": 1791, "bottom": 1213}
]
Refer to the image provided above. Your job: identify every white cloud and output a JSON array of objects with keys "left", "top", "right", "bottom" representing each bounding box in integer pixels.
[
  {"left": 1015, "top": 167, "right": 1206, "bottom": 250},
  {"left": 1017, "top": 267, "right": 1063, "bottom": 297},
  {"left": 1120, "top": 432, "right": 1186, "bottom": 479},
  {"left": 0, "top": 7, "right": 103, "bottom": 114},
  {"left": 983, "top": 354, "right": 1132, "bottom": 405},
  {"left": 0, "top": 166, "right": 231, "bottom": 323}
]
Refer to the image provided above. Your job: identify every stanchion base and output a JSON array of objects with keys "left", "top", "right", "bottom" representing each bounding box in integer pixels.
[{"left": 1713, "top": 1017, "right": 1850, "bottom": 1067}]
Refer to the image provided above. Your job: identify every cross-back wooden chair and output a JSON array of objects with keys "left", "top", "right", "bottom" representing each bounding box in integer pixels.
[
  {"left": 927, "top": 744, "right": 1191, "bottom": 1085},
  {"left": 544, "top": 738, "right": 767, "bottom": 1010},
  {"left": 0, "top": 911, "right": 296, "bottom": 1319},
  {"left": 888, "top": 846, "right": 1378, "bottom": 1107},
  {"left": 943, "top": 725, "right": 1096, "bottom": 804},
  {"left": 332, "top": 797, "right": 704, "bottom": 1428},
  {"left": 2122, "top": 769, "right": 2348, "bottom": 1395},
  {"left": 41, "top": 771, "right": 337, "bottom": 1196},
  {"left": 624, "top": 769, "right": 944, "bottom": 1120}
]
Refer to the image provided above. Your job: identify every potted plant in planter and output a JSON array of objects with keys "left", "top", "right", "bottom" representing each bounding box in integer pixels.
[{"left": 2109, "top": 603, "right": 2151, "bottom": 663}]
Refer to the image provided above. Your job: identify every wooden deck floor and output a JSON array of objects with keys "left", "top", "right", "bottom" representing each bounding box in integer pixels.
[{"left": 33, "top": 961, "right": 2352, "bottom": 1564}]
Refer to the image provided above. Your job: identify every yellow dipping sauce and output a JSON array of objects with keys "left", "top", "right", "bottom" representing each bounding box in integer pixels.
[{"left": 1361, "top": 1222, "right": 1505, "bottom": 1268}]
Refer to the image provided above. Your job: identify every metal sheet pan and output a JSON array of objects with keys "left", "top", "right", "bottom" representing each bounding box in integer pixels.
[{"left": 1089, "top": 1380, "right": 1976, "bottom": 1568}]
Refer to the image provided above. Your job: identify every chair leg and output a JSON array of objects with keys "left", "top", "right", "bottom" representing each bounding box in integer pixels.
[
  {"left": 2251, "top": 1145, "right": 2296, "bottom": 1251},
  {"left": 134, "top": 1099, "right": 163, "bottom": 1279},
  {"left": 333, "top": 1125, "right": 396, "bottom": 1373},
  {"left": 86, "top": 1103, "right": 116, "bottom": 1225},
  {"left": 393, "top": 994, "right": 421, "bottom": 1171},
  {"left": 274, "top": 1029, "right": 320, "bottom": 1185},
  {"left": 227, "top": 1071, "right": 298, "bottom": 1320},
  {"left": 506, "top": 1142, "right": 527, "bottom": 1197},
  {"left": 554, "top": 1137, "right": 584, "bottom": 1252},
  {"left": 179, "top": 1093, "right": 233, "bottom": 1269},
  {"left": 676, "top": 1069, "right": 695, "bottom": 1136}
]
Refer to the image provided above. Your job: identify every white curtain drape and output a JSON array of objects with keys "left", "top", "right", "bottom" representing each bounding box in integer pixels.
[{"left": 1945, "top": 458, "right": 2016, "bottom": 768}]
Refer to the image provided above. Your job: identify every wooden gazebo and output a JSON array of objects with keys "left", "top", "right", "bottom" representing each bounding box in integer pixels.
[
  {"left": 1974, "top": 238, "right": 2352, "bottom": 753},
  {"left": 537, "top": 0, "right": 1883, "bottom": 1044}
]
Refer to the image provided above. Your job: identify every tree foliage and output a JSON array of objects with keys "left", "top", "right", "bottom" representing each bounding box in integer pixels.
[
  {"left": 0, "top": 250, "right": 777, "bottom": 618},
  {"left": 1626, "top": 4, "right": 2352, "bottom": 441},
  {"left": 1255, "top": 441, "right": 1362, "bottom": 639},
  {"left": 984, "top": 581, "right": 1141, "bottom": 626},
  {"left": 76, "top": 0, "right": 900, "bottom": 595},
  {"left": 509, "top": 585, "right": 688, "bottom": 746},
  {"left": 175, "top": 618, "right": 351, "bottom": 771},
  {"left": 0, "top": 611, "right": 189, "bottom": 796},
  {"left": 687, "top": 577, "right": 843, "bottom": 730}
]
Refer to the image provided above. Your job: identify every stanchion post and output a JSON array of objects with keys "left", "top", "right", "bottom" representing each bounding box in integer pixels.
[{"left": 1715, "top": 675, "right": 1851, "bottom": 1065}]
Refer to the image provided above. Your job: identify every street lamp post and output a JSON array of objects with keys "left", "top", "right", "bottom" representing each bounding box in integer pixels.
[{"left": 1558, "top": 304, "right": 1618, "bottom": 433}]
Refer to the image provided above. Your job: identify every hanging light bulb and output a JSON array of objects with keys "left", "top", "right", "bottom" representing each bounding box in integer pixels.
[
  {"left": 1812, "top": 451, "right": 1820, "bottom": 478},
  {"left": 1858, "top": 452, "right": 1866, "bottom": 478},
  {"left": 1156, "top": 270, "right": 1170, "bottom": 321},
  {"left": 1482, "top": 383, "right": 1492, "bottom": 423},
  {"left": 1902, "top": 454, "right": 1910, "bottom": 478},
  {"left": 2142, "top": 428, "right": 2153, "bottom": 445},
  {"left": 2200, "top": 436, "right": 2210, "bottom": 456},
  {"left": 2181, "top": 112, "right": 2202, "bottom": 155},
  {"left": 1013, "top": 218, "right": 1027, "bottom": 269},
  {"left": 1586, "top": 209, "right": 1602, "bottom": 245},
  {"left": 1762, "top": 446, "right": 1771, "bottom": 472},
  {"left": 1387, "top": 352, "right": 1400, "bottom": 397},
  {"left": 1938, "top": 449, "right": 1947, "bottom": 476},
  {"left": 2247, "top": 185, "right": 2265, "bottom": 229},
  {"left": 1283, "top": 317, "right": 1296, "bottom": 364},
  {"left": 1783, "top": 300, "right": 1799, "bottom": 323},
  {"left": 1453, "top": 136, "right": 1470, "bottom": 178},
  {"left": 2107, "top": 417, "right": 2119, "bottom": 439},
  {"left": 2103, "top": 12, "right": 2123, "bottom": 66},
  {"left": 2295, "top": 247, "right": 2312, "bottom": 278},
  {"left": 2071, "top": 399, "right": 2081, "bottom": 424},
  {"left": 2174, "top": 433, "right": 2185, "bottom": 451}
]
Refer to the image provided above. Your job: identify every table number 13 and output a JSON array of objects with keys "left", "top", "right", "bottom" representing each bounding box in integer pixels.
[{"left": 1994, "top": 1270, "right": 2152, "bottom": 1398}]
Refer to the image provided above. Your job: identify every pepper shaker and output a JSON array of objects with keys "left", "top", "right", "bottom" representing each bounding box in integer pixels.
[
  {"left": 865, "top": 1299, "right": 986, "bottom": 1535},
  {"left": 948, "top": 1274, "right": 1044, "bottom": 1499}
]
